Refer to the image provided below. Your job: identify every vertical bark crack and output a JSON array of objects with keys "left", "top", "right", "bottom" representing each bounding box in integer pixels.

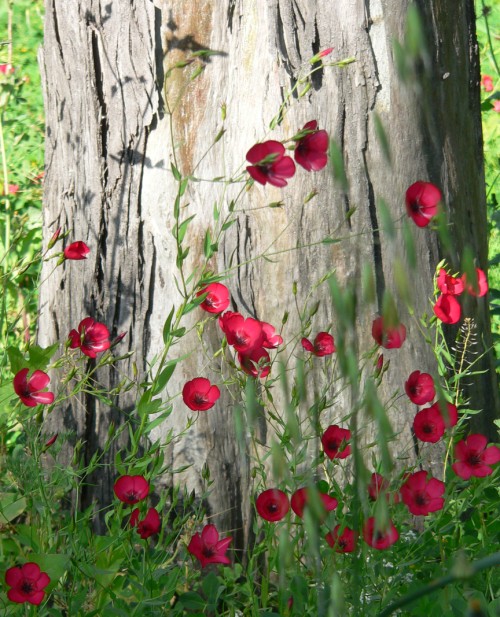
[{"left": 91, "top": 30, "right": 109, "bottom": 188}]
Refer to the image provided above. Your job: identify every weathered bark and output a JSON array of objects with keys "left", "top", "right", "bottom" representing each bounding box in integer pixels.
[{"left": 39, "top": 0, "right": 498, "bottom": 547}]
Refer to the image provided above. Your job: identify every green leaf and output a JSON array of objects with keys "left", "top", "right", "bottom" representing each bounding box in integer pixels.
[
  {"left": 0, "top": 494, "right": 27, "bottom": 523},
  {"left": 221, "top": 218, "right": 236, "bottom": 231},
  {"left": 171, "top": 162, "right": 181, "bottom": 181},
  {"left": 204, "top": 229, "right": 213, "bottom": 259},
  {"left": 162, "top": 306, "right": 175, "bottom": 344},
  {"left": 328, "top": 140, "right": 348, "bottom": 191},
  {"left": 151, "top": 364, "right": 176, "bottom": 396},
  {"left": 7, "top": 346, "right": 25, "bottom": 375},
  {"left": 29, "top": 554, "right": 70, "bottom": 589},
  {"left": 179, "top": 177, "right": 189, "bottom": 196},
  {"left": 177, "top": 215, "right": 196, "bottom": 244},
  {"left": 378, "top": 198, "right": 395, "bottom": 239},
  {"left": 178, "top": 591, "right": 205, "bottom": 610},
  {"left": 373, "top": 112, "right": 392, "bottom": 165}
]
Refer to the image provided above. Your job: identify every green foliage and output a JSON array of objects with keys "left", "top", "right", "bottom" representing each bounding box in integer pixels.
[{"left": 0, "top": 2, "right": 499, "bottom": 616}]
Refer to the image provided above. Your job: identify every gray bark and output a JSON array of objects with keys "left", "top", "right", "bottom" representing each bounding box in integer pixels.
[{"left": 38, "top": 0, "right": 498, "bottom": 547}]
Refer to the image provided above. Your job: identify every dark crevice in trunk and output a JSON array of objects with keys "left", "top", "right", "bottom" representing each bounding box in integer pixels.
[{"left": 91, "top": 30, "right": 109, "bottom": 188}]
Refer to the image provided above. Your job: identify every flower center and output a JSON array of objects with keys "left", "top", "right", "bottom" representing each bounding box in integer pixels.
[
  {"left": 126, "top": 491, "right": 138, "bottom": 502},
  {"left": 267, "top": 502, "right": 279, "bottom": 513},
  {"left": 467, "top": 454, "right": 482, "bottom": 466},
  {"left": 202, "top": 546, "right": 215, "bottom": 557},
  {"left": 194, "top": 394, "right": 208, "bottom": 405},
  {"left": 423, "top": 424, "right": 434, "bottom": 434},
  {"left": 235, "top": 332, "right": 249, "bottom": 346},
  {"left": 326, "top": 440, "right": 339, "bottom": 452},
  {"left": 21, "top": 581, "right": 35, "bottom": 595},
  {"left": 415, "top": 493, "right": 428, "bottom": 506}
]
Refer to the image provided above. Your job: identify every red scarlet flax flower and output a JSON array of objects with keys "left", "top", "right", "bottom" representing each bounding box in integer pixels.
[
  {"left": 413, "top": 401, "right": 457, "bottom": 443},
  {"left": 68, "top": 317, "right": 111, "bottom": 358},
  {"left": 256, "top": 489, "right": 290, "bottom": 522},
  {"left": 113, "top": 475, "right": 150, "bottom": 505},
  {"left": 400, "top": 470, "right": 445, "bottom": 516},
  {"left": 325, "top": 525, "right": 357, "bottom": 553},
  {"left": 294, "top": 120, "right": 329, "bottom": 171},
  {"left": 187, "top": 524, "right": 232, "bottom": 567},
  {"left": 246, "top": 140, "right": 296, "bottom": 187},
  {"left": 5, "top": 563, "right": 50, "bottom": 605},
  {"left": 371, "top": 317, "right": 406, "bottom": 349},
  {"left": 433, "top": 294, "right": 461, "bottom": 324},
  {"left": 405, "top": 181, "right": 441, "bottom": 227},
  {"left": 404, "top": 370, "right": 436, "bottom": 405},
  {"left": 437, "top": 269, "right": 464, "bottom": 296},
  {"left": 452, "top": 434, "right": 500, "bottom": 479},
  {"left": 462, "top": 268, "right": 488, "bottom": 297},
  {"left": 197, "top": 282, "right": 230, "bottom": 314},
  {"left": 363, "top": 517, "right": 399, "bottom": 550},
  {"left": 13, "top": 369, "right": 54, "bottom": 407},
  {"left": 63, "top": 241, "right": 90, "bottom": 260},
  {"left": 182, "top": 377, "right": 220, "bottom": 411},
  {"left": 321, "top": 425, "right": 351, "bottom": 460},
  {"left": 130, "top": 507, "right": 161, "bottom": 539},
  {"left": 219, "top": 312, "right": 264, "bottom": 353},
  {"left": 290, "top": 487, "right": 338, "bottom": 519},
  {"left": 301, "top": 332, "right": 335, "bottom": 356}
]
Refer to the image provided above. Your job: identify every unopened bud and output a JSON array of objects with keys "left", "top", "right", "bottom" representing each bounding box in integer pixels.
[{"left": 47, "top": 227, "right": 62, "bottom": 249}]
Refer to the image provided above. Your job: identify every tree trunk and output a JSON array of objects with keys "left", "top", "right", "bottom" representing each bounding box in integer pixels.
[{"left": 38, "top": 0, "right": 498, "bottom": 547}]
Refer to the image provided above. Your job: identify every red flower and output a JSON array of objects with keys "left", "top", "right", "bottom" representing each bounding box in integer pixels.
[
  {"left": 363, "top": 517, "right": 399, "bottom": 550},
  {"left": 368, "top": 473, "right": 389, "bottom": 501},
  {"left": 47, "top": 227, "right": 61, "bottom": 249},
  {"left": 481, "top": 75, "right": 494, "bottom": 92},
  {"left": 261, "top": 321, "right": 283, "bottom": 348},
  {"left": 462, "top": 268, "right": 488, "bottom": 297},
  {"left": 246, "top": 140, "right": 296, "bottom": 187},
  {"left": 130, "top": 507, "right": 161, "bottom": 539},
  {"left": 5, "top": 563, "right": 51, "bottom": 605},
  {"left": 405, "top": 181, "right": 441, "bottom": 227},
  {"left": 318, "top": 47, "right": 334, "bottom": 59},
  {"left": 0, "top": 63, "right": 14, "bottom": 74},
  {"left": 433, "top": 294, "right": 461, "bottom": 324},
  {"left": 294, "top": 121, "right": 329, "bottom": 172},
  {"left": 182, "top": 377, "right": 220, "bottom": 411},
  {"left": 197, "top": 283, "right": 230, "bottom": 314},
  {"left": 13, "top": 369, "right": 54, "bottom": 407},
  {"left": 290, "top": 487, "right": 338, "bottom": 519},
  {"left": 371, "top": 316, "right": 406, "bottom": 349},
  {"left": 219, "top": 312, "right": 264, "bottom": 353},
  {"left": 400, "top": 470, "right": 445, "bottom": 516},
  {"left": 68, "top": 317, "right": 111, "bottom": 358},
  {"left": 63, "top": 241, "right": 90, "bottom": 260},
  {"left": 321, "top": 425, "right": 351, "bottom": 460},
  {"left": 301, "top": 332, "right": 335, "bottom": 356},
  {"left": 325, "top": 525, "right": 357, "bottom": 553},
  {"left": 494, "top": 100, "right": 500, "bottom": 113},
  {"left": 113, "top": 475, "right": 150, "bottom": 504},
  {"left": 3, "top": 183, "right": 19, "bottom": 195},
  {"left": 255, "top": 489, "right": 290, "bottom": 522},
  {"left": 413, "top": 401, "right": 457, "bottom": 443},
  {"left": 452, "top": 434, "right": 500, "bottom": 480},
  {"left": 374, "top": 353, "right": 384, "bottom": 377},
  {"left": 187, "top": 524, "right": 232, "bottom": 568},
  {"left": 238, "top": 347, "right": 271, "bottom": 378},
  {"left": 44, "top": 434, "right": 58, "bottom": 449},
  {"left": 437, "top": 269, "right": 464, "bottom": 296},
  {"left": 404, "top": 370, "right": 435, "bottom": 405}
]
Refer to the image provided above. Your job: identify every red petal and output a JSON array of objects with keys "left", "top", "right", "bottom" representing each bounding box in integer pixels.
[{"left": 246, "top": 141, "right": 284, "bottom": 164}]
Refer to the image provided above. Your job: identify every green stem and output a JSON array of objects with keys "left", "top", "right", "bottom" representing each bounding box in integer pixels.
[
  {"left": 379, "top": 551, "right": 500, "bottom": 617},
  {"left": 0, "top": 113, "right": 11, "bottom": 255}
]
